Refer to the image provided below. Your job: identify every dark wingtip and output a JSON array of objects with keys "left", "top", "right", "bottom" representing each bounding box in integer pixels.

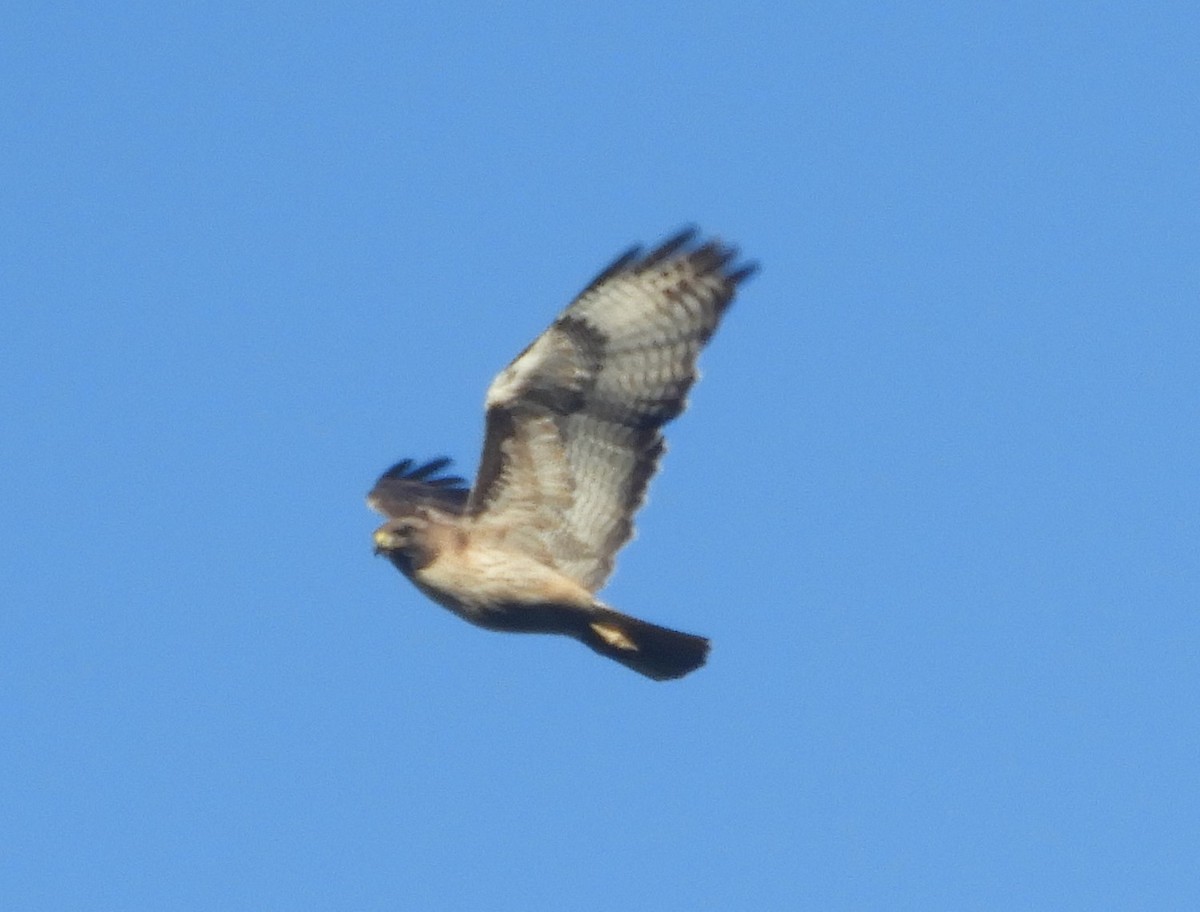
[
  {"left": 577, "top": 227, "right": 756, "bottom": 303},
  {"left": 378, "top": 456, "right": 467, "bottom": 489},
  {"left": 380, "top": 458, "right": 413, "bottom": 478},
  {"left": 583, "top": 240, "right": 648, "bottom": 293},
  {"left": 641, "top": 226, "right": 699, "bottom": 268},
  {"left": 692, "top": 235, "right": 758, "bottom": 287},
  {"left": 728, "top": 259, "right": 760, "bottom": 285}
]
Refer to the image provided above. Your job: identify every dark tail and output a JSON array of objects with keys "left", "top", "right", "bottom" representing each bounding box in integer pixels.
[{"left": 581, "top": 607, "right": 710, "bottom": 681}]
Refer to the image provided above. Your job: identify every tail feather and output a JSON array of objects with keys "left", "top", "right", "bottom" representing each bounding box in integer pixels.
[{"left": 582, "top": 607, "right": 709, "bottom": 681}]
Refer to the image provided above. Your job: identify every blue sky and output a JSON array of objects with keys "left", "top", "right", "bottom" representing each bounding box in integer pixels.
[{"left": 3, "top": 2, "right": 1197, "bottom": 909}]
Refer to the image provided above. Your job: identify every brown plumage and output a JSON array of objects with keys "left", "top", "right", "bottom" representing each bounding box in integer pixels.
[{"left": 368, "top": 228, "right": 755, "bottom": 680}]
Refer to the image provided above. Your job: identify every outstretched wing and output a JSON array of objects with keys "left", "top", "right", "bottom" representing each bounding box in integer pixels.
[
  {"left": 367, "top": 457, "right": 469, "bottom": 519},
  {"left": 466, "top": 228, "right": 756, "bottom": 590}
]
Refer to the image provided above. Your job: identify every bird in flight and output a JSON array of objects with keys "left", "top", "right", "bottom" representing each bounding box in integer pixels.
[{"left": 368, "top": 228, "right": 756, "bottom": 680}]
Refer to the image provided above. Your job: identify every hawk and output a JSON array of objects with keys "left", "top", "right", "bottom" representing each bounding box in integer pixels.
[{"left": 368, "top": 229, "right": 756, "bottom": 680}]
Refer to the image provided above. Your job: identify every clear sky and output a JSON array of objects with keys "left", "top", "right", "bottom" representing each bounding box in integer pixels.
[{"left": 3, "top": 2, "right": 1197, "bottom": 909}]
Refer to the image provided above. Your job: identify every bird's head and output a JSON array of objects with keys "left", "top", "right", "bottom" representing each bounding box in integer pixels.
[{"left": 372, "top": 514, "right": 434, "bottom": 574}]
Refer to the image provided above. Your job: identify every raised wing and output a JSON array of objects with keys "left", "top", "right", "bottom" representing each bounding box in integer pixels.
[
  {"left": 466, "top": 228, "right": 756, "bottom": 590},
  {"left": 367, "top": 457, "right": 470, "bottom": 519}
]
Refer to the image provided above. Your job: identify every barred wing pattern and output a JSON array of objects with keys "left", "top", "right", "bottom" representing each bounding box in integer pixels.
[{"left": 466, "top": 229, "right": 755, "bottom": 590}]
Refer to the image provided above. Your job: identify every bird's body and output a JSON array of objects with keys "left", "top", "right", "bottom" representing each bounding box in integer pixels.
[{"left": 369, "top": 229, "right": 755, "bottom": 680}]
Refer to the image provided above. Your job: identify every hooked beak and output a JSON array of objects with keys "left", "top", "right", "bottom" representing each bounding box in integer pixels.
[{"left": 372, "top": 527, "right": 394, "bottom": 555}]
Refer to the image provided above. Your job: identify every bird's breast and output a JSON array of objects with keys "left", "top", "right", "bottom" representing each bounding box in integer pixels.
[{"left": 410, "top": 544, "right": 593, "bottom": 630}]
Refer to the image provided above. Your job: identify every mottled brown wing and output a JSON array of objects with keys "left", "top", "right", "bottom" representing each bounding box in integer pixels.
[
  {"left": 466, "top": 228, "right": 756, "bottom": 590},
  {"left": 367, "top": 457, "right": 470, "bottom": 518}
]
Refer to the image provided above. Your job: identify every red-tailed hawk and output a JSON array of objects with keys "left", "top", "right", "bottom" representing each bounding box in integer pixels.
[{"left": 368, "top": 229, "right": 756, "bottom": 680}]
